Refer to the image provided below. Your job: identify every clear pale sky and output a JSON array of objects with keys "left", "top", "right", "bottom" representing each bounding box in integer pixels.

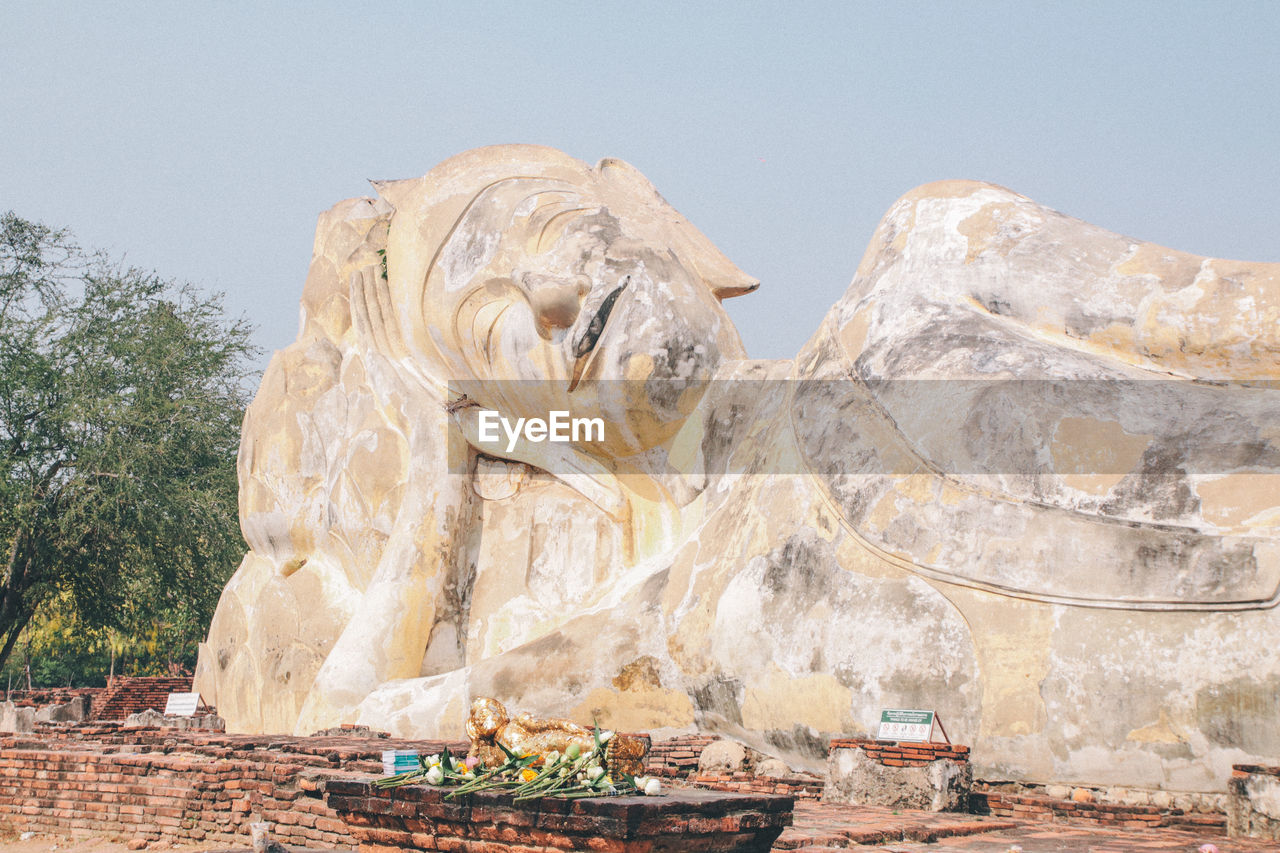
[{"left": 2, "top": 2, "right": 1276, "bottom": 373}]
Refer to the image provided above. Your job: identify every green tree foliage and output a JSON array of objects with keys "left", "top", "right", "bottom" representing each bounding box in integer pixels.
[{"left": 0, "top": 212, "right": 256, "bottom": 679}]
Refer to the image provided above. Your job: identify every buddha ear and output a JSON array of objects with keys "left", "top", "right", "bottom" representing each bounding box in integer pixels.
[{"left": 596, "top": 158, "right": 759, "bottom": 301}]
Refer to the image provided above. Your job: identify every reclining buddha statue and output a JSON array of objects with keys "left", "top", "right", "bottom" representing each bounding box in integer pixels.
[{"left": 197, "top": 145, "right": 1279, "bottom": 794}]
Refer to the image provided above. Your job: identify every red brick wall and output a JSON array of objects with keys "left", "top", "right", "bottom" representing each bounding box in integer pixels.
[
  {"left": 645, "top": 733, "right": 719, "bottom": 777},
  {"left": 687, "top": 771, "right": 824, "bottom": 800},
  {"left": 93, "top": 677, "right": 196, "bottom": 720},
  {"left": 0, "top": 746, "right": 350, "bottom": 846},
  {"left": 3, "top": 688, "right": 103, "bottom": 712},
  {"left": 974, "top": 790, "right": 1226, "bottom": 835},
  {"left": 644, "top": 734, "right": 824, "bottom": 800},
  {"left": 828, "top": 738, "right": 970, "bottom": 768},
  {"left": 0, "top": 724, "right": 464, "bottom": 847}
]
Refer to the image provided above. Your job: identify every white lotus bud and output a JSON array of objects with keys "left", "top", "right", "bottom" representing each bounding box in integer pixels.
[
  {"left": 643, "top": 778, "right": 662, "bottom": 796},
  {"left": 586, "top": 765, "right": 605, "bottom": 781},
  {"left": 425, "top": 765, "right": 445, "bottom": 786}
]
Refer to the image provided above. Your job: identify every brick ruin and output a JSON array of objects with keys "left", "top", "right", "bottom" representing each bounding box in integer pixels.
[
  {"left": 0, "top": 723, "right": 424, "bottom": 847},
  {"left": 0, "top": 717, "right": 1261, "bottom": 846},
  {"left": 2, "top": 676, "right": 198, "bottom": 723},
  {"left": 327, "top": 779, "right": 791, "bottom": 853}
]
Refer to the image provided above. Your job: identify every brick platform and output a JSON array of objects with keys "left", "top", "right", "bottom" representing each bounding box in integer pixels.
[
  {"left": 0, "top": 722, "right": 462, "bottom": 847},
  {"left": 0, "top": 724, "right": 1251, "bottom": 852},
  {"left": 976, "top": 791, "right": 1165, "bottom": 829},
  {"left": 326, "top": 778, "right": 792, "bottom": 853},
  {"left": 824, "top": 739, "right": 972, "bottom": 812},
  {"left": 973, "top": 789, "right": 1228, "bottom": 835}
]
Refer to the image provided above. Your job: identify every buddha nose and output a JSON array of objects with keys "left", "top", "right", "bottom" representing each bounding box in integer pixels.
[{"left": 523, "top": 273, "right": 590, "bottom": 339}]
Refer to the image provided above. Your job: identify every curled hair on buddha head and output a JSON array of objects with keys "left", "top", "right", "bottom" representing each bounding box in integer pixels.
[
  {"left": 465, "top": 696, "right": 509, "bottom": 740},
  {"left": 368, "top": 145, "right": 758, "bottom": 379}
]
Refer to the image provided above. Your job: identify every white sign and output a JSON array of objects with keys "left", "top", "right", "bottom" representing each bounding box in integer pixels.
[
  {"left": 163, "top": 692, "right": 203, "bottom": 716},
  {"left": 877, "top": 709, "right": 940, "bottom": 742}
]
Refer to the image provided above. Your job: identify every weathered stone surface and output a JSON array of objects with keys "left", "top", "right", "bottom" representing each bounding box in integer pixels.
[
  {"left": 1229, "top": 767, "right": 1280, "bottom": 839},
  {"left": 824, "top": 745, "right": 971, "bottom": 812},
  {"left": 196, "top": 146, "right": 1280, "bottom": 795},
  {"left": 0, "top": 701, "right": 35, "bottom": 733},
  {"left": 123, "top": 709, "right": 226, "bottom": 731},
  {"left": 32, "top": 695, "right": 86, "bottom": 723},
  {"left": 699, "top": 739, "right": 748, "bottom": 773},
  {"left": 756, "top": 758, "right": 791, "bottom": 778},
  {"left": 124, "top": 708, "right": 166, "bottom": 728}
]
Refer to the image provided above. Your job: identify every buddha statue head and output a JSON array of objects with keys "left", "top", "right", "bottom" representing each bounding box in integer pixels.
[{"left": 372, "top": 145, "right": 758, "bottom": 461}]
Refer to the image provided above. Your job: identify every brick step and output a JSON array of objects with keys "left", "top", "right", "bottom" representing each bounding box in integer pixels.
[
  {"left": 776, "top": 802, "right": 1016, "bottom": 848},
  {"left": 1163, "top": 812, "right": 1227, "bottom": 835}
]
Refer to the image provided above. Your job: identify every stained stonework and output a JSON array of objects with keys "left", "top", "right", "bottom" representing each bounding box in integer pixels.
[
  {"left": 824, "top": 741, "right": 971, "bottom": 812},
  {"left": 196, "top": 145, "right": 1280, "bottom": 794},
  {"left": 1229, "top": 765, "right": 1280, "bottom": 839}
]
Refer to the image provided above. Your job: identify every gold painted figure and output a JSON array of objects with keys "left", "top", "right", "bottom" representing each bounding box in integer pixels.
[
  {"left": 464, "top": 696, "right": 647, "bottom": 775},
  {"left": 465, "top": 696, "right": 597, "bottom": 767}
]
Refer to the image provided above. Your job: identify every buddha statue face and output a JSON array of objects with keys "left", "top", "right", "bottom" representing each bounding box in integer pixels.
[
  {"left": 379, "top": 146, "right": 756, "bottom": 459},
  {"left": 465, "top": 696, "right": 509, "bottom": 741}
]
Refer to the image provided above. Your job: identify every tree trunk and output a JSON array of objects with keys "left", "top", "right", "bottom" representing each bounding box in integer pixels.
[
  {"left": 0, "top": 606, "right": 33, "bottom": 674},
  {"left": 0, "top": 531, "right": 38, "bottom": 672}
]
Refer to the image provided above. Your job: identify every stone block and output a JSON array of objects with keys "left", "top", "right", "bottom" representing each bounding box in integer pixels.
[
  {"left": 0, "top": 701, "right": 36, "bottom": 733},
  {"left": 1228, "top": 765, "right": 1280, "bottom": 840},
  {"left": 697, "top": 740, "right": 746, "bottom": 773},
  {"left": 755, "top": 758, "right": 789, "bottom": 778},
  {"left": 33, "top": 696, "right": 87, "bottom": 724},
  {"left": 823, "top": 744, "right": 971, "bottom": 812}
]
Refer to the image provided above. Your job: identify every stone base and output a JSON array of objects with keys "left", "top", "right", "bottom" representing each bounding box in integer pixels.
[
  {"left": 0, "top": 701, "right": 36, "bottom": 733},
  {"left": 325, "top": 779, "right": 792, "bottom": 853},
  {"left": 1229, "top": 764, "right": 1280, "bottom": 839},
  {"left": 824, "top": 740, "right": 971, "bottom": 812},
  {"left": 123, "top": 709, "right": 225, "bottom": 730}
]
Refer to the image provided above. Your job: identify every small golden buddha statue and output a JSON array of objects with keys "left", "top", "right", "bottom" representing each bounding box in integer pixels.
[
  {"left": 464, "top": 696, "right": 647, "bottom": 776},
  {"left": 465, "top": 697, "right": 596, "bottom": 768}
]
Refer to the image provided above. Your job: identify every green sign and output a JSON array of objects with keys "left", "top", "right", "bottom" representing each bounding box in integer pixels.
[{"left": 877, "top": 709, "right": 935, "bottom": 742}]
